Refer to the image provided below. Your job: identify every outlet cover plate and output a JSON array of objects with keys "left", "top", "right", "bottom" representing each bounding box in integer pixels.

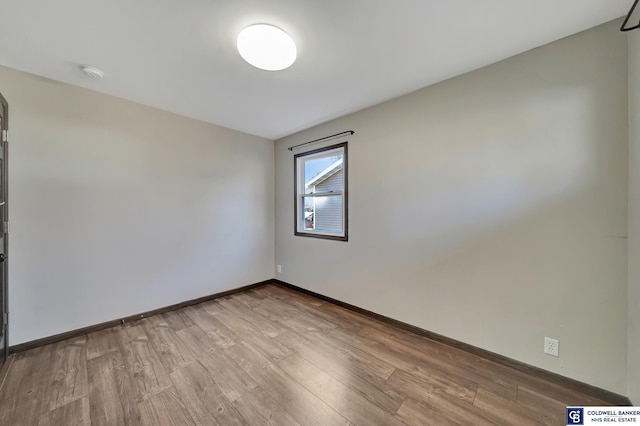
[{"left": 544, "top": 337, "right": 559, "bottom": 357}]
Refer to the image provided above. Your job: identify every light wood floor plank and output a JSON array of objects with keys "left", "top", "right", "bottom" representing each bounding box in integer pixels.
[
  {"left": 38, "top": 397, "right": 91, "bottom": 426},
  {"left": 224, "top": 340, "right": 280, "bottom": 382},
  {"left": 170, "top": 361, "right": 248, "bottom": 426},
  {"left": 232, "top": 385, "right": 301, "bottom": 426},
  {"left": 42, "top": 337, "right": 89, "bottom": 411},
  {"left": 472, "top": 387, "right": 542, "bottom": 426},
  {"left": 222, "top": 295, "right": 288, "bottom": 338},
  {"left": 331, "top": 325, "right": 481, "bottom": 403},
  {"left": 118, "top": 324, "right": 172, "bottom": 401},
  {"left": 276, "top": 329, "right": 405, "bottom": 413},
  {"left": 184, "top": 305, "right": 237, "bottom": 348},
  {"left": 157, "top": 386, "right": 198, "bottom": 425},
  {"left": 218, "top": 312, "right": 294, "bottom": 362},
  {"left": 396, "top": 398, "right": 460, "bottom": 426},
  {"left": 280, "top": 353, "right": 405, "bottom": 425},
  {"left": 138, "top": 387, "right": 196, "bottom": 426},
  {"left": 0, "top": 346, "right": 53, "bottom": 426},
  {"left": 161, "top": 309, "right": 195, "bottom": 332},
  {"left": 86, "top": 327, "right": 122, "bottom": 361},
  {"left": 175, "top": 325, "right": 257, "bottom": 402},
  {"left": 385, "top": 368, "right": 495, "bottom": 426},
  {"left": 386, "top": 367, "right": 478, "bottom": 406},
  {"left": 359, "top": 324, "right": 519, "bottom": 400},
  {"left": 517, "top": 385, "right": 568, "bottom": 425},
  {"left": 87, "top": 349, "right": 140, "bottom": 426},
  {"left": 142, "top": 315, "right": 195, "bottom": 373},
  {"left": 0, "top": 354, "right": 14, "bottom": 393},
  {"left": 278, "top": 329, "right": 395, "bottom": 384},
  {"left": 257, "top": 364, "right": 350, "bottom": 426}
]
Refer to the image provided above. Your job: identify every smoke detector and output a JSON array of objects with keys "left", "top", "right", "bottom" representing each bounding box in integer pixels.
[{"left": 80, "top": 65, "right": 104, "bottom": 79}]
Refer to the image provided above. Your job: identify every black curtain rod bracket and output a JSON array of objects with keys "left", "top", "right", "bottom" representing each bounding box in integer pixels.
[
  {"left": 288, "top": 130, "right": 355, "bottom": 151},
  {"left": 621, "top": 0, "right": 640, "bottom": 32}
]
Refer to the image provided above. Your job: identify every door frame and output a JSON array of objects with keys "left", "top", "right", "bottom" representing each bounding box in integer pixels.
[{"left": 0, "top": 91, "right": 8, "bottom": 367}]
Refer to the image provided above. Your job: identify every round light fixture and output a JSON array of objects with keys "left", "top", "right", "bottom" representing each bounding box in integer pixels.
[
  {"left": 237, "top": 24, "right": 297, "bottom": 71},
  {"left": 80, "top": 65, "right": 104, "bottom": 79}
]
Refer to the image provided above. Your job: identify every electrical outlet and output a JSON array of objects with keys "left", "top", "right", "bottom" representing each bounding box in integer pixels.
[
  {"left": 277, "top": 264, "right": 282, "bottom": 274},
  {"left": 544, "top": 337, "right": 559, "bottom": 357}
]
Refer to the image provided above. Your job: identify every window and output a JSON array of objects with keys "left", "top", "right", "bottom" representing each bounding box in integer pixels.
[{"left": 294, "top": 142, "right": 348, "bottom": 241}]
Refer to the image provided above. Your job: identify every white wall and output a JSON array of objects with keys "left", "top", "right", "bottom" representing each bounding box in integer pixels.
[
  {"left": 628, "top": 30, "right": 640, "bottom": 405},
  {"left": 275, "top": 21, "right": 629, "bottom": 394},
  {"left": 0, "top": 65, "right": 274, "bottom": 345}
]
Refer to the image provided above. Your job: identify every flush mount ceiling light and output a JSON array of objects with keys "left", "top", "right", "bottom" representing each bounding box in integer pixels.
[
  {"left": 80, "top": 65, "right": 104, "bottom": 79},
  {"left": 237, "top": 24, "right": 297, "bottom": 71}
]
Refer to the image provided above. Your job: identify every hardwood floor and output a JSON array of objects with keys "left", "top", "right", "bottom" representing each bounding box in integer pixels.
[{"left": 0, "top": 284, "right": 613, "bottom": 425}]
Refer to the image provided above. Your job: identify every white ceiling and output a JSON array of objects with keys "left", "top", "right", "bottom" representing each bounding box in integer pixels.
[{"left": 0, "top": 0, "right": 630, "bottom": 140}]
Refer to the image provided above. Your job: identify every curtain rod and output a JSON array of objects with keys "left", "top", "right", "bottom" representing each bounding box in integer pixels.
[
  {"left": 621, "top": 0, "right": 640, "bottom": 32},
  {"left": 288, "top": 130, "right": 355, "bottom": 151}
]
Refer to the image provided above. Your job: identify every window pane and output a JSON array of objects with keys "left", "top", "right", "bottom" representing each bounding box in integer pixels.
[
  {"left": 301, "top": 196, "right": 315, "bottom": 230},
  {"left": 301, "top": 195, "right": 343, "bottom": 233},
  {"left": 303, "top": 153, "right": 343, "bottom": 194}
]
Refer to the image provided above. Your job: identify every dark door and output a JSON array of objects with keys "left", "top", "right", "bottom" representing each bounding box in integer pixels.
[{"left": 0, "top": 92, "right": 8, "bottom": 368}]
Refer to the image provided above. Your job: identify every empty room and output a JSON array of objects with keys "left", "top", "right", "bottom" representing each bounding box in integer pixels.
[{"left": 0, "top": 0, "right": 639, "bottom": 424}]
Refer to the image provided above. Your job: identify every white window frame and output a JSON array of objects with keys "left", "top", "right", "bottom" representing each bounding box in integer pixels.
[{"left": 294, "top": 142, "right": 348, "bottom": 241}]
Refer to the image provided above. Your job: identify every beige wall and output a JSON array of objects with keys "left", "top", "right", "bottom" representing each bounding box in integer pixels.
[
  {"left": 275, "top": 21, "right": 629, "bottom": 394},
  {"left": 0, "top": 65, "right": 274, "bottom": 345},
  {"left": 628, "top": 30, "right": 640, "bottom": 405}
]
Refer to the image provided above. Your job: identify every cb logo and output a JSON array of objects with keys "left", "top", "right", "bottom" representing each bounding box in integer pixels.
[{"left": 566, "top": 408, "right": 584, "bottom": 425}]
